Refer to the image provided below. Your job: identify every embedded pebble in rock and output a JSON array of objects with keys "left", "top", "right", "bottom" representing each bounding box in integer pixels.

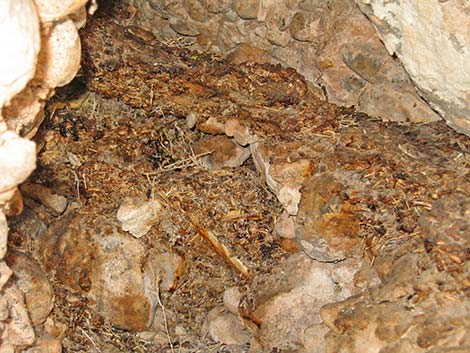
[
  {"left": 240, "top": 253, "right": 360, "bottom": 351},
  {"left": 117, "top": 197, "right": 161, "bottom": 238},
  {"left": 298, "top": 323, "right": 330, "bottom": 353},
  {"left": 20, "top": 183, "right": 67, "bottom": 215},
  {"left": 193, "top": 135, "right": 251, "bottom": 169},
  {"left": 203, "top": 307, "right": 252, "bottom": 346},
  {"left": 233, "top": 0, "right": 260, "bottom": 19},
  {"left": 223, "top": 287, "right": 242, "bottom": 314},
  {"left": 5, "top": 250, "right": 53, "bottom": 325}
]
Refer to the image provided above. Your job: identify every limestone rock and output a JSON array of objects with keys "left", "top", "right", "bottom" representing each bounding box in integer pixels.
[
  {"left": 193, "top": 135, "right": 251, "bottom": 169},
  {"left": 0, "top": 261, "right": 12, "bottom": 292},
  {"left": 20, "top": 183, "right": 67, "bottom": 215},
  {"left": 233, "top": 0, "right": 260, "bottom": 19},
  {"left": 274, "top": 211, "right": 296, "bottom": 239},
  {"left": 223, "top": 287, "right": 242, "bottom": 315},
  {"left": 23, "top": 333, "right": 62, "bottom": 353},
  {"left": 251, "top": 142, "right": 313, "bottom": 215},
  {"left": 36, "top": 17, "right": 82, "bottom": 88},
  {"left": 0, "top": 212, "right": 8, "bottom": 260},
  {"left": 117, "top": 197, "right": 161, "bottom": 238},
  {"left": 240, "top": 253, "right": 360, "bottom": 351},
  {"left": 5, "top": 250, "right": 53, "bottom": 325},
  {"left": 33, "top": 0, "right": 88, "bottom": 23},
  {"left": 356, "top": 0, "right": 470, "bottom": 135},
  {"left": 358, "top": 83, "right": 440, "bottom": 123},
  {"left": 203, "top": 306, "right": 251, "bottom": 346},
  {"left": 42, "top": 214, "right": 166, "bottom": 331},
  {"left": 0, "top": 0, "right": 40, "bottom": 108},
  {"left": 0, "top": 132, "right": 36, "bottom": 204},
  {"left": 147, "top": 251, "right": 185, "bottom": 291},
  {"left": 0, "top": 284, "right": 35, "bottom": 350}
]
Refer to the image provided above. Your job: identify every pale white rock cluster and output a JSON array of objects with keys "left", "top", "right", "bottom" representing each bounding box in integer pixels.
[
  {"left": 0, "top": 1, "right": 95, "bottom": 351},
  {"left": 355, "top": 0, "right": 470, "bottom": 135}
]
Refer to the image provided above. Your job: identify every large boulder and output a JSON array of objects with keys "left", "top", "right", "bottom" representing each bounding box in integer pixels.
[{"left": 356, "top": 0, "right": 470, "bottom": 135}]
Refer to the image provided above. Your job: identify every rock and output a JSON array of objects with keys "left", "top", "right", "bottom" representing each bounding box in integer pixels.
[
  {"left": 3, "top": 188, "right": 23, "bottom": 217},
  {"left": 251, "top": 142, "right": 313, "bottom": 215},
  {"left": 274, "top": 211, "right": 296, "bottom": 239},
  {"left": 20, "top": 183, "right": 67, "bottom": 215},
  {"left": 227, "top": 43, "right": 274, "bottom": 65},
  {"left": 43, "top": 214, "right": 161, "bottom": 331},
  {"left": 358, "top": 83, "right": 441, "bottom": 123},
  {"left": 197, "top": 116, "right": 226, "bottom": 134},
  {"left": 201, "top": 0, "right": 232, "bottom": 14},
  {"left": 5, "top": 250, "right": 53, "bottom": 325},
  {"left": 169, "top": 16, "right": 201, "bottom": 36},
  {"left": 23, "top": 333, "right": 62, "bottom": 353},
  {"left": 356, "top": 0, "right": 470, "bottom": 136},
  {"left": 240, "top": 253, "right": 360, "bottom": 351},
  {"left": 44, "top": 316, "right": 67, "bottom": 341},
  {"left": 36, "top": 18, "right": 82, "bottom": 88},
  {"left": 0, "top": 261, "right": 13, "bottom": 292},
  {"left": 184, "top": 0, "right": 207, "bottom": 23},
  {"left": 117, "top": 197, "right": 161, "bottom": 238},
  {"left": 0, "top": 132, "right": 36, "bottom": 203},
  {"left": 0, "top": 283, "right": 35, "bottom": 350},
  {"left": 233, "top": 0, "right": 260, "bottom": 20},
  {"left": 147, "top": 251, "right": 185, "bottom": 291},
  {"left": 0, "top": 0, "right": 40, "bottom": 108},
  {"left": 203, "top": 306, "right": 251, "bottom": 346},
  {"left": 225, "top": 119, "right": 258, "bottom": 146},
  {"left": 296, "top": 173, "right": 363, "bottom": 262},
  {"left": 223, "top": 287, "right": 242, "bottom": 314},
  {"left": 88, "top": 227, "right": 159, "bottom": 331},
  {"left": 193, "top": 135, "right": 251, "bottom": 169},
  {"left": 299, "top": 323, "right": 329, "bottom": 353},
  {"left": 0, "top": 212, "right": 8, "bottom": 260},
  {"left": 32, "top": 0, "right": 88, "bottom": 23}
]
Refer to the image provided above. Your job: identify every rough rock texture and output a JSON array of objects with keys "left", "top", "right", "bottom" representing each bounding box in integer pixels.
[
  {"left": 0, "top": 0, "right": 92, "bottom": 351},
  {"left": 127, "top": 0, "right": 440, "bottom": 125},
  {"left": 356, "top": 0, "right": 470, "bottom": 136},
  {"left": 41, "top": 213, "right": 162, "bottom": 331},
  {"left": 240, "top": 253, "right": 360, "bottom": 351}
]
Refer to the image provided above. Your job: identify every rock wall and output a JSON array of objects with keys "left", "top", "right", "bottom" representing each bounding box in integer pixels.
[
  {"left": 356, "top": 0, "right": 470, "bottom": 135},
  {"left": 0, "top": 1, "right": 95, "bottom": 351},
  {"left": 129, "top": 0, "right": 442, "bottom": 125}
]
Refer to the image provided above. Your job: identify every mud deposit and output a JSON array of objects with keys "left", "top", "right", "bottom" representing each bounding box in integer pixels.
[{"left": 7, "top": 5, "right": 470, "bottom": 353}]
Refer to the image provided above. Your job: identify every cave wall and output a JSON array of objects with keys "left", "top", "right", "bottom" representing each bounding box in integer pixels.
[{"left": 129, "top": 0, "right": 470, "bottom": 132}]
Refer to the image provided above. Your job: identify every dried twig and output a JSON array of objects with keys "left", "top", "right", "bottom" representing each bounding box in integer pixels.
[{"left": 189, "top": 215, "right": 250, "bottom": 278}]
